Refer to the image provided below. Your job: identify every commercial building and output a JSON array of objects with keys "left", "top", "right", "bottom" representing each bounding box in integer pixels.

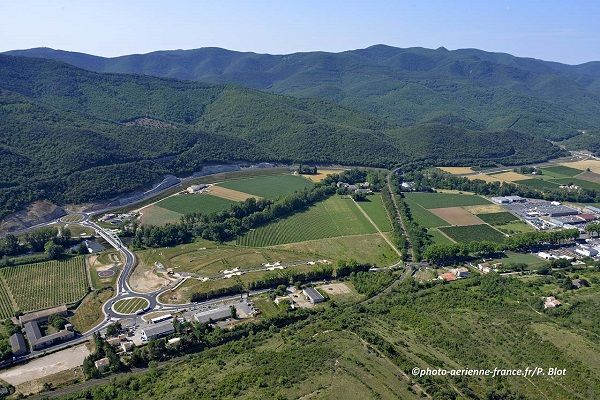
[
  {"left": 303, "top": 287, "right": 325, "bottom": 304},
  {"left": 575, "top": 245, "right": 598, "bottom": 258},
  {"left": 140, "top": 321, "right": 175, "bottom": 341}
]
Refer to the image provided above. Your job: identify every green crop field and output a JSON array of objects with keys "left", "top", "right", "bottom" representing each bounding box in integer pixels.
[
  {"left": 517, "top": 178, "right": 560, "bottom": 190},
  {"left": 404, "top": 197, "right": 447, "bottom": 228},
  {"left": 237, "top": 196, "right": 376, "bottom": 247},
  {"left": 439, "top": 224, "right": 506, "bottom": 243},
  {"left": 113, "top": 297, "right": 149, "bottom": 314},
  {"left": 477, "top": 211, "right": 518, "bottom": 225},
  {"left": 355, "top": 194, "right": 392, "bottom": 231},
  {"left": 156, "top": 193, "right": 235, "bottom": 215},
  {"left": 541, "top": 165, "right": 583, "bottom": 177},
  {"left": 216, "top": 174, "right": 313, "bottom": 198},
  {"left": 404, "top": 192, "right": 490, "bottom": 209},
  {"left": 0, "top": 257, "right": 88, "bottom": 313}
]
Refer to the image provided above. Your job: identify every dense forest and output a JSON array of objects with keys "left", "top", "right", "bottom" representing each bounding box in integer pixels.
[
  {"left": 8, "top": 45, "right": 600, "bottom": 140},
  {"left": 0, "top": 55, "right": 564, "bottom": 221}
]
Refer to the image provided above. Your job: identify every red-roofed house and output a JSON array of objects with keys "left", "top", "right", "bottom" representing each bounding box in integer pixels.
[{"left": 440, "top": 272, "right": 457, "bottom": 282}]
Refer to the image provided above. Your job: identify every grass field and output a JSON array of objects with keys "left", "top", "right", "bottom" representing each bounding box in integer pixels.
[
  {"left": 273, "top": 234, "right": 399, "bottom": 266},
  {"left": 237, "top": 196, "right": 376, "bottom": 247},
  {"left": 494, "top": 220, "right": 535, "bottom": 234},
  {"left": 439, "top": 224, "right": 506, "bottom": 243},
  {"left": 355, "top": 194, "right": 392, "bottom": 231},
  {"left": 489, "top": 251, "right": 546, "bottom": 268},
  {"left": 427, "top": 228, "right": 455, "bottom": 244},
  {"left": 0, "top": 257, "right": 88, "bottom": 313},
  {"left": 541, "top": 165, "right": 583, "bottom": 177},
  {"left": 216, "top": 174, "right": 313, "bottom": 198},
  {"left": 136, "top": 240, "right": 316, "bottom": 277},
  {"left": 476, "top": 211, "right": 518, "bottom": 225},
  {"left": 552, "top": 177, "right": 600, "bottom": 190},
  {"left": 155, "top": 193, "right": 235, "bottom": 215},
  {"left": 404, "top": 197, "right": 447, "bottom": 228},
  {"left": 71, "top": 288, "right": 114, "bottom": 332},
  {"left": 139, "top": 204, "right": 185, "bottom": 226},
  {"left": 113, "top": 297, "right": 149, "bottom": 314},
  {"left": 517, "top": 178, "right": 560, "bottom": 190},
  {"left": 404, "top": 192, "right": 490, "bottom": 209}
]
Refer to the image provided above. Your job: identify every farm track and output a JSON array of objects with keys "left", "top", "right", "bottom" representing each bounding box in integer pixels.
[
  {"left": 387, "top": 169, "right": 415, "bottom": 261},
  {"left": 353, "top": 198, "right": 401, "bottom": 257}
]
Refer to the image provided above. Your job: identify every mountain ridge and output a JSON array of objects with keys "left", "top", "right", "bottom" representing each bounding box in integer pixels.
[{"left": 7, "top": 45, "right": 600, "bottom": 139}]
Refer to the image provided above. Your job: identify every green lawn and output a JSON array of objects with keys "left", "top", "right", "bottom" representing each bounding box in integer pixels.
[
  {"left": 156, "top": 193, "right": 235, "bottom": 215},
  {"left": 495, "top": 220, "right": 535, "bottom": 234},
  {"left": 404, "top": 192, "right": 490, "bottom": 209},
  {"left": 355, "top": 194, "right": 392, "bottom": 231},
  {"left": 216, "top": 174, "right": 313, "bottom": 198},
  {"left": 439, "top": 224, "right": 506, "bottom": 243},
  {"left": 489, "top": 251, "right": 546, "bottom": 268},
  {"left": 476, "top": 211, "right": 518, "bottom": 225},
  {"left": 540, "top": 165, "right": 583, "bottom": 177},
  {"left": 237, "top": 196, "right": 376, "bottom": 247}
]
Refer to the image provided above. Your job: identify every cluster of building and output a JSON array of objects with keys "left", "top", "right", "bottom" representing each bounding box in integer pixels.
[
  {"left": 439, "top": 267, "right": 470, "bottom": 282},
  {"left": 10, "top": 305, "right": 75, "bottom": 356},
  {"left": 336, "top": 181, "right": 373, "bottom": 195},
  {"left": 98, "top": 212, "right": 137, "bottom": 225}
]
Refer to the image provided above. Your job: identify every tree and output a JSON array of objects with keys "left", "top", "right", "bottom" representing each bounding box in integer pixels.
[
  {"left": 0, "top": 234, "right": 20, "bottom": 256},
  {"left": 230, "top": 305, "right": 237, "bottom": 319},
  {"left": 45, "top": 241, "right": 64, "bottom": 259},
  {"left": 106, "top": 322, "right": 122, "bottom": 337}
]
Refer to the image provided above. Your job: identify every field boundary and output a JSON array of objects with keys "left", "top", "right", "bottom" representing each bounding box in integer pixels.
[{"left": 354, "top": 198, "right": 401, "bottom": 257}]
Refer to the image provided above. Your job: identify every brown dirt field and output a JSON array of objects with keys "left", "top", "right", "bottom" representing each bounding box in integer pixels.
[
  {"left": 575, "top": 170, "right": 600, "bottom": 184},
  {"left": 318, "top": 282, "right": 352, "bottom": 295},
  {"left": 463, "top": 204, "right": 507, "bottom": 214},
  {"left": 208, "top": 186, "right": 260, "bottom": 201},
  {"left": 466, "top": 171, "right": 528, "bottom": 183},
  {"left": 430, "top": 207, "right": 484, "bottom": 226},
  {"left": 304, "top": 169, "right": 345, "bottom": 182},
  {"left": 560, "top": 160, "right": 600, "bottom": 174},
  {"left": 438, "top": 166, "right": 474, "bottom": 174},
  {"left": 129, "top": 263, "right": 173, "bottom": 293}
]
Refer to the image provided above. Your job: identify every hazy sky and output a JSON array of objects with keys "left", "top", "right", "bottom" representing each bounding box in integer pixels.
[{"left": 1, "top": 0, "right": 598, "bottom": 64}]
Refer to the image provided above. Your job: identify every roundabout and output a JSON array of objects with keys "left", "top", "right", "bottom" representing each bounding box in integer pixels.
[{"left": 112, "top": 297, "right": 150, "bottom": 315}]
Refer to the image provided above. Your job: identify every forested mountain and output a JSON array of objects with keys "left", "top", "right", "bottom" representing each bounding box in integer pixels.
[
  {"left": 0, "top": 54, "right": 563, "bottom": 220},
  {"left": 7, "top": 45, "right": 600, "bottom": 140}
]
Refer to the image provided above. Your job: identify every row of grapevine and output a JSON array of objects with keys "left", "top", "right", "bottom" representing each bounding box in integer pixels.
[{"left": 0, "top": 257, "right": 88, "bottom": 312}]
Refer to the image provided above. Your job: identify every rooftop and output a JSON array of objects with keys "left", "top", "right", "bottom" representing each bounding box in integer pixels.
[
  {"left": 19, "top": 305, "right": 67, "bottom": 325},
  {"left": 303, "top": 287, "right": 325, "bottom": 302}
]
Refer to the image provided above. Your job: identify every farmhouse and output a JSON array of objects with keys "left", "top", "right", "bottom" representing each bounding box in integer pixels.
[
  {"left": 9, "top": 332, "right": 27, "bottom": 357},
  {"left": 477, "top": 262, "right": 492, "bottom": 273},
  {"left": 451, "top": 267, "right": 470, "bottom": 278},
  {"left": 187, "top": 184, "right": 209, "bottom": 194},
  {"left": 303, "top": 287, "right": 325, "bottom": 304},
  {"left": 571, "top": 278, "right": 590, "bottom": 289},
  {"left": 23, "top": 321, "right": 75, "bottom": 351},
  {"left": 141, "top": 321, "right": 175, "bottom": 341},
  {"left": 440, "top": 272, "right": 457, "bottom": 282},
  {"left": 121, "top": 341, "right": 134, "bottom": 352},
  {"left": 19, "top": 305, "right": 68, "bottom": 326},
  {"left": 544, "top": 296, "right": 561, "bottom": 309},
  {"left": 95, "top": 357, "right": 110, "bottom": 373}
]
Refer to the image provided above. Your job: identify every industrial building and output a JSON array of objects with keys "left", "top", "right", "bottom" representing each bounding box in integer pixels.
[
  {"left": 140, "top": 321, "right": 175, "bottom": 341},
  {"left": 193, "top": 306, "right": 232, "bottom": 324},
  {"left": 303, "top": 287, "right": 325, "bottom": 304}
]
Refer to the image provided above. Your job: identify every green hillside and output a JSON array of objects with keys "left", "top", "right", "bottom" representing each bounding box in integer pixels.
[
  {"left": 8, "top": 45, "right": 600, "bottom": 140},
  {"left": 0, "top": 55, "right": 562, "bottom": 220}
]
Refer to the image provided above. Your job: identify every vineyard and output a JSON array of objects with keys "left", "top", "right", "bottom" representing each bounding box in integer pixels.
[
  {"left": 0, "top": 280, "right": 15, "bottom": 320},
  {"left": 0, "top": 257, "right": 89, "bottom": 314},
  {"left": 237, "top": 196, "right": 376, "bottom": 247}
]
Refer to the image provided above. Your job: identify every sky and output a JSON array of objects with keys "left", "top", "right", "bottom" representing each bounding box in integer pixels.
[{"left": 1, "top": 0, "right": 598, "bottom": 64}]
